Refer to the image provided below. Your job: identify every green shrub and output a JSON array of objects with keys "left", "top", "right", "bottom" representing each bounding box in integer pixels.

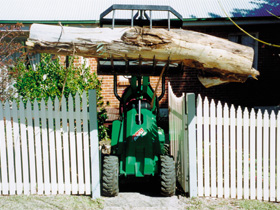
[{"left": 13, "top": 53, "right": 109, "bottom": 140}]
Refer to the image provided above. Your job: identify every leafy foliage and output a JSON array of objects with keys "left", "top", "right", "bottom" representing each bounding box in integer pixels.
[{"left": 14, "top": 53, "right": 109, "bottom": 140}]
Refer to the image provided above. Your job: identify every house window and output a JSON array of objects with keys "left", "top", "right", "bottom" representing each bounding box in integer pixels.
[{"left": 228, "top": 33, "right": 258, "bottom": 69}]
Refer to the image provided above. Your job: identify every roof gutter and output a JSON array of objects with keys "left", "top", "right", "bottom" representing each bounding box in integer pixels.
[
  {"left": 183, "top": 17, "right": 280, "bottom": 27},
  {"left": 0, "top": 20, "right": 99, "bottom": 24}
]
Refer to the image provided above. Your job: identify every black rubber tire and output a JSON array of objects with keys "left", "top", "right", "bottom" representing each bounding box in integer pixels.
[
  {"left": 163, "top": 144, "right": 170, "bottom": 155},
  {"left": 160, "top": 155, "right": 176, "bottom": 196},
  {"left": 101, "top": 155, "right": 119, "bottom": 197}
]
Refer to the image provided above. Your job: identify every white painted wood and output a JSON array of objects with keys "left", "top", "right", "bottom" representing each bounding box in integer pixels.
[
  {"left": 69, "top": 95, "right": 77, "bottom": 194},
  {"left": 54, "top": 97, "right": 63, "bottom": 194},
  {"left": 180, "top": 95, "right": 186, "bottom": 191},
  {"left": 61, "top": 96, "right": 70, "bottom": 194},
  {"left": 277, "top": 111, "right": 280, "bottom": 202},
  {"left": 168, "top": 84, "right": 188, "bottom": 192},
  {"left": 224, "top": 103, "right": 230, "bottom": 198},
  {"left": 19, "top": 100, "right": 29, "bottom": 195},
  {"left": 237, "top": 106, "right": 242, "bottom": 199},
  {"left": 243, "top": 108, "right": 249, "bottom": 199},
  {"left": 183, "top": 97, "right": 188, "bottom": 193},
  {"left": 263, "top": 111, "right": 269, "bottom": 201},
  {"left": 270, "top": 111, "right": 276, "bottom": 202},
  {"left": 217, "top": 101, "right": 223, "bottom": 198},
  {"left": 250, "top": 109, "right": 256, "bottom": 200},
  {"left": 34, "top": 100, "right": 43, "bottom": 194},
  {"left": 204, "top": 97, "right": 210, "bottom": 197},
  {"left": 257, "top": 110, "right": 263, "bottom": 200},
  {"left": 187, "top": 93, "right": 197, "bottom": 197},
  {"left": 197, "top": 95, "right": 203, "bottom": 196},
  {"left": 48, "top": 98, "right": 57, "bottom": 194},
  {"left": 41, "top": 99, "right": 50, "bottom": 195},
  {"left": 89, "top": 89, "right": 101, "bottom": 198},
  {"left": 0, "top": 92, "right": 97, "bottom": 196},
  {"left": 82, "top": 92, "right": 90, "bottom": 195},
  {"left": 178, "top": 95, "right": 186, "bottom": 192},
  {"left": 230, "top": 105, "right": 236, "bottom": 198},
  {"left": 0, "top": 101, "right": 8, "bottom": 194},
  {"left": 26, "top": 100, "right": 36, "bottom": 194},
  {"left": 210, "top": 100, "right": 216, "bottom": 197},
  {"left": 33, "top": 99, "right": 44, "bottom": 195},
  {"left": 5, "top": 101, "right": 15, "bottom": 195},
  {"left": 12, "top": 101, "right": 22, "bottom": 195},
  {"left": 75, "top": 93, "right": 84, "bottom": 194}
]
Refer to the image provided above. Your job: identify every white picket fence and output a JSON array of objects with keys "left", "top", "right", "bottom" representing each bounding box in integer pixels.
[
  {"left": 168, "top": 84, "right": 280, "bottom": 202},
  {"left": 197, "top": 95, "right": 280, "bottom": 201},
  {"left": 0, "top": 90, "right": 100, "bottom": 198}
]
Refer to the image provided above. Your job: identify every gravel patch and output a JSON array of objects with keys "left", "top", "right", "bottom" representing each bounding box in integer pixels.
[{"left": 103, "top": 193, "right": 187, "bottom": 210}]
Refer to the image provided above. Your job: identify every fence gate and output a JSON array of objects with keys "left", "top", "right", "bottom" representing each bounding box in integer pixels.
[
  {"left": 0, "top": 90, "right": 100, "bottom": 198},
  {"left": 168, "top": 83, "right": 197, "bottom": 197}
]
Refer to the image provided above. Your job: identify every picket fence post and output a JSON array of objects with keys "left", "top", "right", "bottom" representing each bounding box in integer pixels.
[
  {"left": 89, "top": 89, "right": 101, "bottom": 198},
  {"left": 0, "top": 102, "right": 8, "bottom": 195},
  {"left": 210, "top": 100, "right": 216, "bottom": 197},
  {"left": 204, "top": 97, "right": 210, "bottom": 197},
  {"left": 186, "top": 93, "right": 197, "bottom": 197},
  {"left": 196, "top": 95, "right": 203, "bottom": 196}
]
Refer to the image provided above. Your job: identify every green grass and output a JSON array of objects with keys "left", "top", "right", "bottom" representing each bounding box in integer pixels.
[
  {"left": 237, "top": 199, "right": 280, "bottom": 210},
  {"left": 0, "top": 195, "right": 104, "bottom": 210},
  {"left": 186, "top": 197, "right": 204, "bottom": 209},
  {"left": 182, "top": 197, "right": 280, "bottom": 210}
]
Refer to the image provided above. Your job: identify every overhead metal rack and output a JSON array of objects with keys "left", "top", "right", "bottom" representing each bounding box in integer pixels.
[{"left": 100, "top": 4, "right": 183, "bottom": 30}]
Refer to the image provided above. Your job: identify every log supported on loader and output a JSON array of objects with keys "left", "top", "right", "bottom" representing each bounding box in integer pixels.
[{"left": 26, "top": 23, "right": 259, "bottom": 87}]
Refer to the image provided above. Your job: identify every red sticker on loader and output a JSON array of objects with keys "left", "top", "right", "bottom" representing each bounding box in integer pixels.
[{"left": 132, "top": 128, "right": 144, "bottom": 141}]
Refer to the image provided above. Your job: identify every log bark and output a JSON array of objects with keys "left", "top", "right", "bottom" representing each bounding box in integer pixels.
[{"left": 26, "top": 24, "right": 259, "bottom": 87}]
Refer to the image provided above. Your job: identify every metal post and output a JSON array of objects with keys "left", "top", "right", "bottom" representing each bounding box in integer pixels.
[
  {"left": 112, "top": 10, "right": 115, "bottom": 29},
  {"left": 168, "top": 11, "right": 170, "bottom": 31},
  {"left": 150, "top": 10, "right": 152, "bottom": 29},
  {"left": 131, "top": 10, "right": 134, "bottom": 27}
]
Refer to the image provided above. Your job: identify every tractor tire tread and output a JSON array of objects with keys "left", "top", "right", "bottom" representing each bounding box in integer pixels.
[
  {"left": 160, "top": 155, "right": 176, "bottom": 197},
  {"left": 101, "top": 155, "right": 119, "bottom": 197}
]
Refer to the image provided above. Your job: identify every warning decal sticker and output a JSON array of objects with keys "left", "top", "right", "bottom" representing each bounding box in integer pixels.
[{"left": 132, "top": 128, "right": 146, "bottom": 141}]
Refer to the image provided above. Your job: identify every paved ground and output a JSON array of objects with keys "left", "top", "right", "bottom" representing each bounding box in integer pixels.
[
  {"left": 102, "top": 179, "right": 187, "bottom": 210},
  {"left": 103, "top": 193, "right": 186, "bottom": 210}
]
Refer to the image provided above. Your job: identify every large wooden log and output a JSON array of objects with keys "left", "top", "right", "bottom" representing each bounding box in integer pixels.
[{"left": 26, "top": 24, "right": 259, "bottom": 87}]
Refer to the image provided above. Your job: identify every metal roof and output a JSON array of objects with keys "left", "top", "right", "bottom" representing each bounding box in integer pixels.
[{"left": 1, "top": 0, "right": 280, "bottom": 22}]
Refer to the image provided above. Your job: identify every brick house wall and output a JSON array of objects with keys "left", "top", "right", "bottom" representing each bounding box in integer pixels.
[
  {"left": 99, "top": 75, "right": 169, "bottom": 109},
  {"left": 62, "top": 56, "right": 169, "bottom": 109}
]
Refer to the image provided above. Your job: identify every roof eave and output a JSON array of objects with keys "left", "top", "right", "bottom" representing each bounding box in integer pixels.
[
  {"left": 183, "top": 16, "right": 280, "bottom": 27},
  {"left": 0, "top": 20, "right": 99, "bottom": 24}
]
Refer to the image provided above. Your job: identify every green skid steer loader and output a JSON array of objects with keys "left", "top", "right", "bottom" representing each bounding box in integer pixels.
[
  {"left": 101, "top": 75, "right": 176, "bottom": 197},
  {"left": 99, "top": 4, "right": 183, "bottom": 197}
]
